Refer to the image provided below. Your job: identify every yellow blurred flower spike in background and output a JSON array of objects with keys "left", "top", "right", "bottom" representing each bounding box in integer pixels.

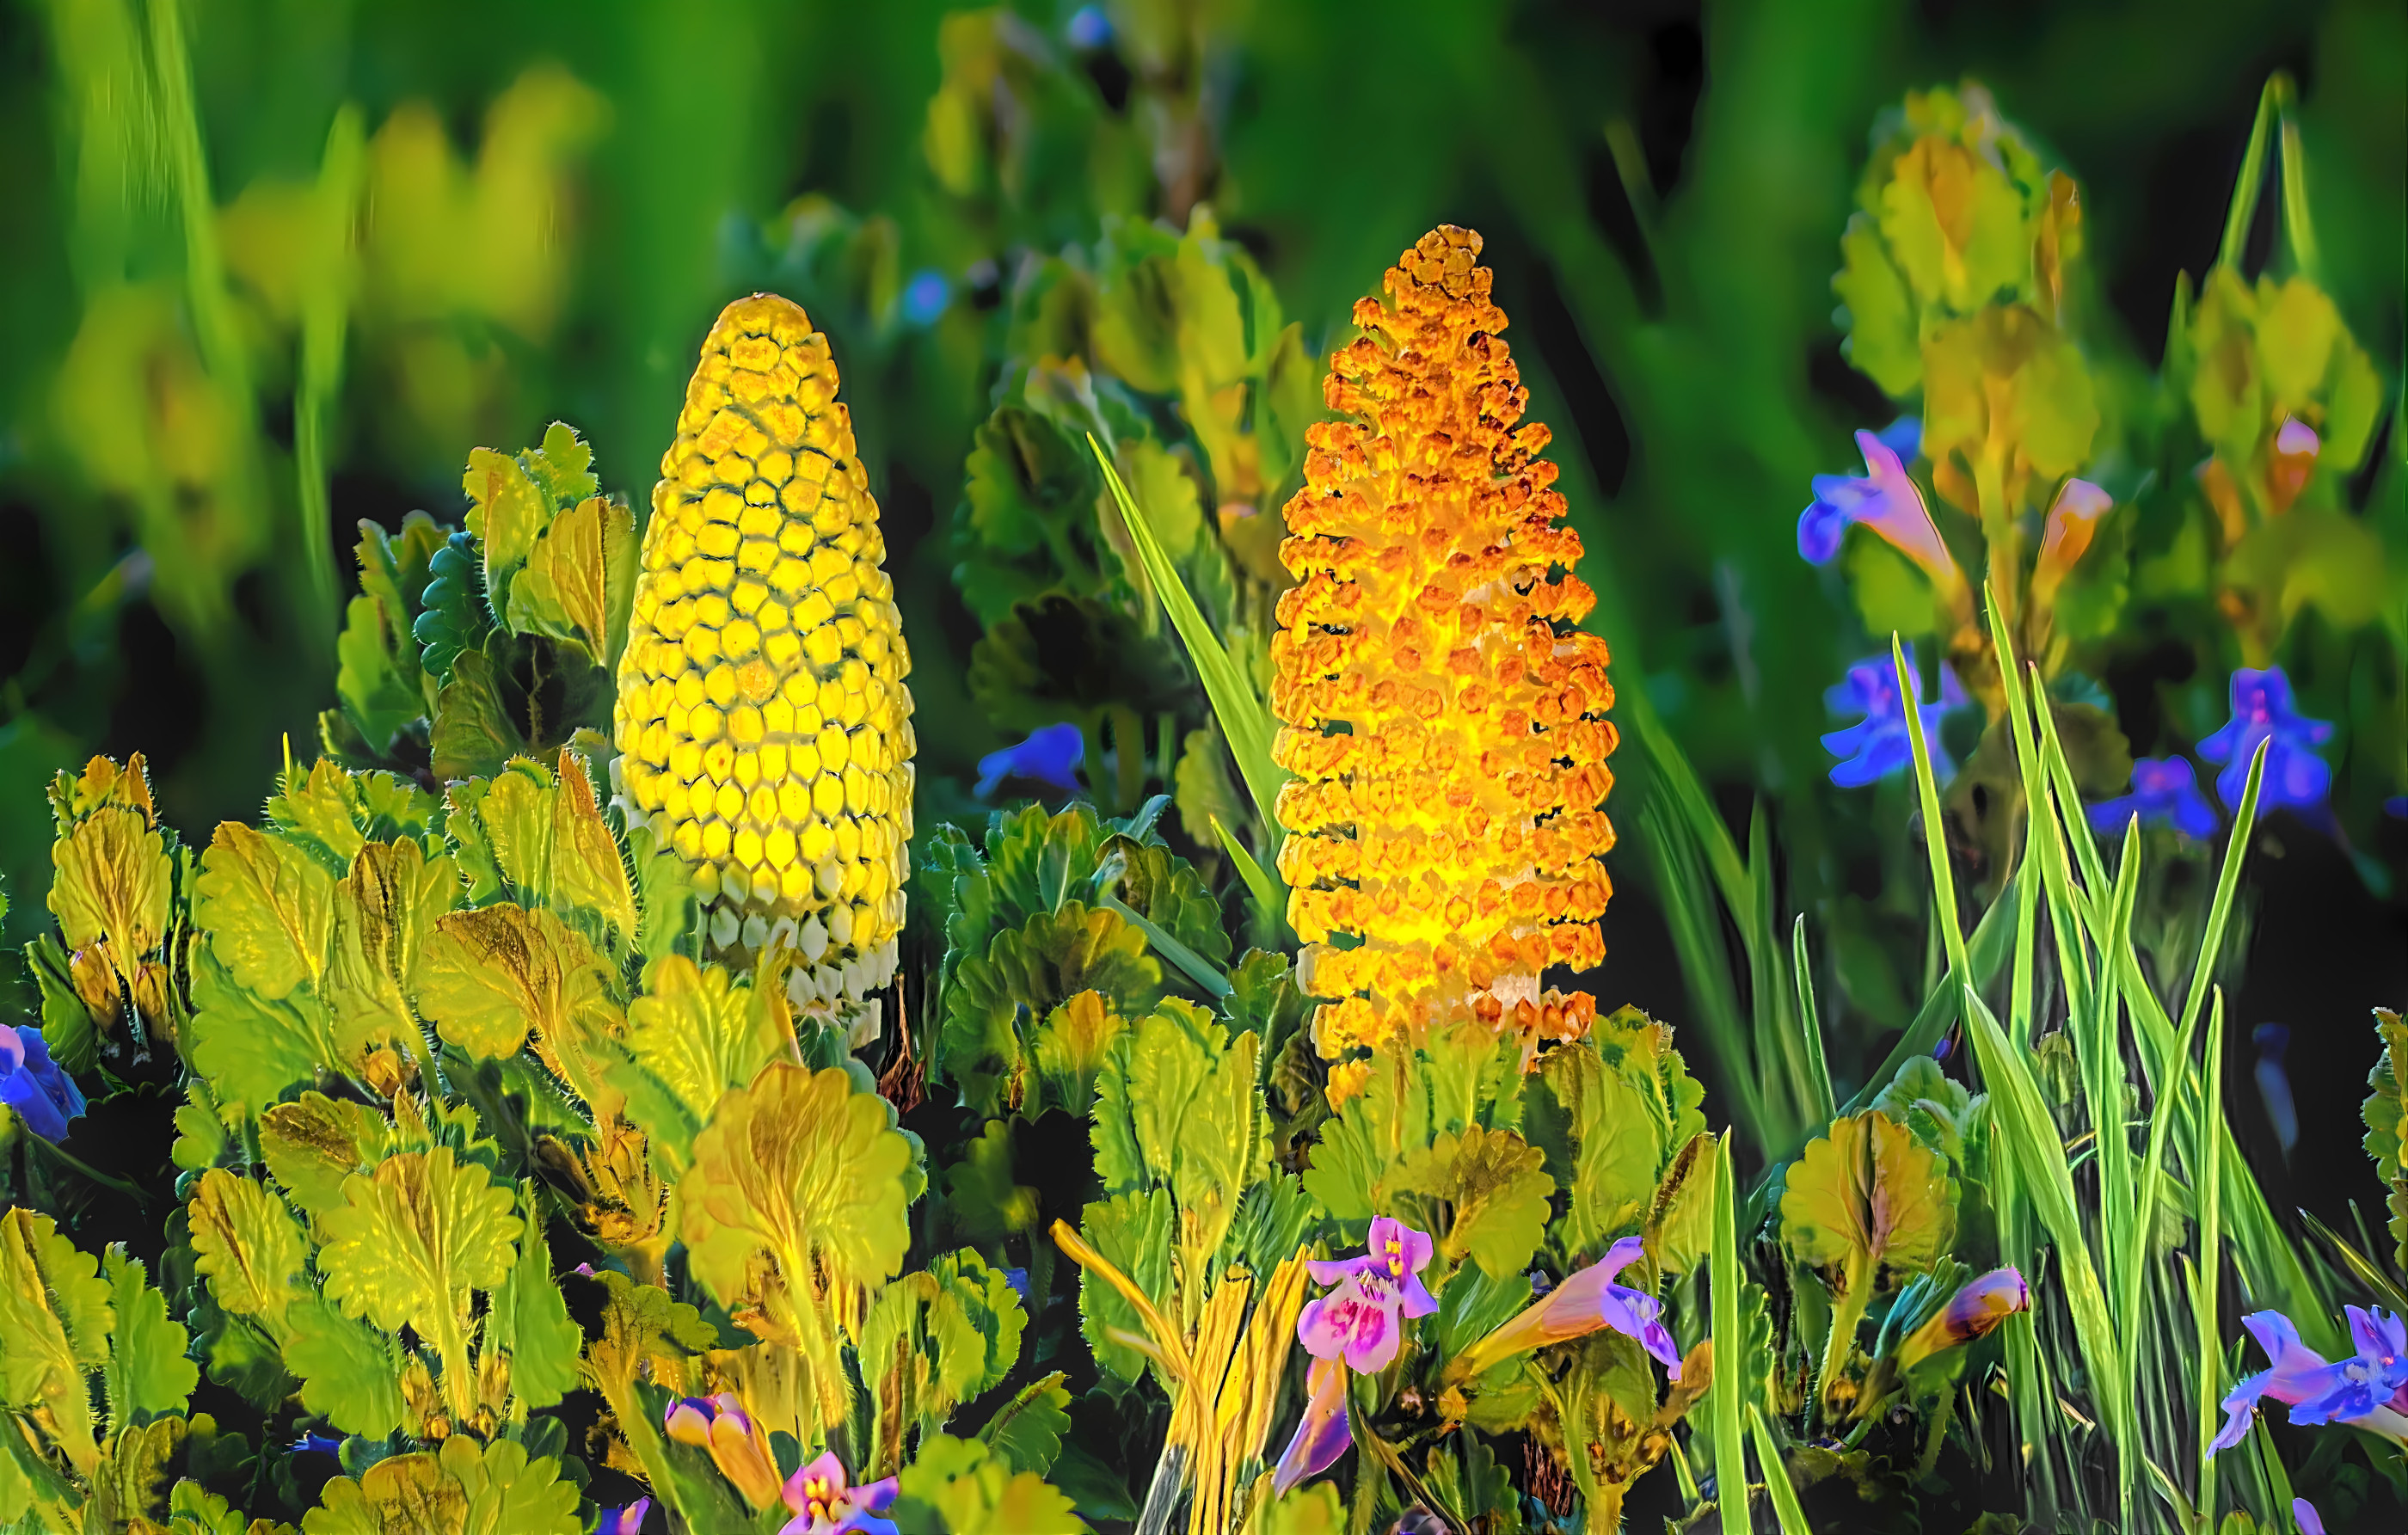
[
  {"left": 1272, "top": 225, "right": 1617, "bottom": 1064},
  {"left": 613, "top": 294, "right": 916, "bottom": 1041}
]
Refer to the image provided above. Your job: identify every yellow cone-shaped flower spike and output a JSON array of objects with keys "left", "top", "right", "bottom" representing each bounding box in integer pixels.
[
  {"left": 1272, "top": 226, "right": 1616, "bottom": 1060},
  {"left": 614, "top": 293, "right": 914, "bottom": 1033}
]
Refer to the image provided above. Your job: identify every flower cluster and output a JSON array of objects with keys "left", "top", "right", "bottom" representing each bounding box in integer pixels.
[
  {"left": 614, "top": 293, "right": 917, "bottom": 1028},
  {"left": 1272, "top": 225, "right": 1615, "bottom": 1059}
]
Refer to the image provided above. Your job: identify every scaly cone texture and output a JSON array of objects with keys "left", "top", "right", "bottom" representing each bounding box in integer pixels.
[
  {"left": 613, "top": 294, "right": 915, "bottom": 1033},
  {"left": 1272, "top": 226, "right": 1615, "bottom": 1060}
]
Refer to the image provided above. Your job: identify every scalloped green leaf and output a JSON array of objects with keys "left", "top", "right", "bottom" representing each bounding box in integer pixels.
[
  {"left": 2363, "top": 1008, "right": 2408, "bottom": 1270},
  {"left": 1395, "top": 1124, "right": 1555, "bottom": 1280},
  {"left": 286, "top": 1298, "right": 406, "bottom": 1439},
  {"left": 102, "top": 1247, "right": 196, "bottom": 1426},
  {"left": 413, "top": 901, "right": 618, "bottom": 1061},
  {"left": 456, "top": 753, "right": 637, "bottom": 940},
  {"left": 0, "top": 1208, "right": 114, "bottom": 1475},
  {"left": 187, "top": 1170, "right": 310, "bottom": 1333},
  {"left": 195, "top": 823, "right": 334, "bottom": 1003},
  {"left": 300, "top": 1434, "right": 580, "bottom": 1535},
  {"left": 943, "top": 902, "right": 1161, "bottom": 1120},
  {"left": 486, "top": 1188, "right": 580, "bottom": 1412},
  {"left": 678, "top": 1062, "right": 917, "bottom": 1313},
  {"left": 891, "top": 1433, "right": 1090, "bottom": 1535},
  {"left": 319, "top": 1149, "right": 522, "bottom": 1354}
]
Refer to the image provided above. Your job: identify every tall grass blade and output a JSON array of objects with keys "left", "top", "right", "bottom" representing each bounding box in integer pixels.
[
  {"left": 2196, "top": 987, "right": 2226, "bottom": 1510},
  {"left": 1749, "top": 1403, "right": 1812, "bottom": 1534},
  {"left": 1710, "top": 1129, "right": 1750, "bottom": 1535},
  {"left": 1642, "top": 791, "right": 1766, "bottom": 1142},
  {"left": 1207, "top": 812, "right": 1281, "bottom": 927},
  {"left": 296, "top": 104, "right": 365, "bottom": 640},
  {"left": 2216, "top": 75, "right": 2288, "bottom": 272},
  {"left": 1834, "top": 877, "right": 2017, "bottom": 1119},
  {"left": 1791, "top": 914, "right": 1835, "bottom": 1127},
  {"left": 1090, "top": 435, "right": 1285, "bottom": 858}
]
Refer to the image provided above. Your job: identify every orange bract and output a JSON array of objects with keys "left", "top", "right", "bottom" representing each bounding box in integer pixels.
[{"left": 1271, "top": 226, "right": 1617, "bottom": 1060}]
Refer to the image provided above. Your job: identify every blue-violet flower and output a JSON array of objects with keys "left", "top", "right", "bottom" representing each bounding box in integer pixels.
[
  {"left": 2197, "top": 667, "right": 2332, "bottom": 815},
  {"left": 2210, "top": 1305, "right": 2408, "bottom": 1453},
  {"left": 974, "top": 722, "right": 1084, "bottom": 800},
  {"left": 0, "top": 1026, "right": 83, "bottom": 1144},
  {"left": 1821, "top": 644, "right": 1966, "bottom": 788},
  {"left": 2086, "top": 756, "right": 2220, "bottom": 839}
]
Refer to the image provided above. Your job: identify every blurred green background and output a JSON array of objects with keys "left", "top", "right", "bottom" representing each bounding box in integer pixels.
[{"left": 1, "top": 0, "right": 2400, "bottom": 1109}]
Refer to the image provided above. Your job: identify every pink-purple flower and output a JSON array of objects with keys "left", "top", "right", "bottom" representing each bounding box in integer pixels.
[
  {"left": 1271, "top": 1354, "right": 1353, "bottom": 1497},
  {"left": 2197, "top": 667, "right": 2333, "bottom": 816},
  {"left": 2086, "top": 757, "right": 2221, "bottom": 839},
  {"left": 2210, "top": 1305, "right": 2408, "bottom": 1453},
  {"left": 781, "top": 1451, "right": 900, "bottom": 1535},
  {"left": 1797, "top": 419, "right": 1949, "bottom": 574},
  {"left": 1821, "top": 643, "right": 1967, "bottom": 787},
  {"left": 1892, "top": 1267, "right": 2030, "bottom": 1372},
  {"left": 1465, "top": 1237, "right": 1681, "bottom": 1379},
  {"left": 1296, "top": 1217, "right": 1439, "bottom": 1374}
]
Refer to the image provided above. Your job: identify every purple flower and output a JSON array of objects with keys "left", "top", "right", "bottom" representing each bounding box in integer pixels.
[
  {"left": 2086, "top": 757, "right": 2221, "bottom": 839},
  {"left": 782, "top": 1450, "right": 900, "bottom": 1535},
  {"left": 900, "top": 271, "right": 950, "bottom": 328},
  {"left": 2210, "top": 1306, "right": 2408, "bottom": 1453},
  {"left": 2293, "top": 1498, "right": 2325, "bottom": 1535},
  {"left": 0, "top": 1027, "right": 83, "bottom": 1144},
  {"left": 1456, "top": 1236, "right": 1681, "bottom": 1381},
  {"left": 974, "top": 722, "right": 1084, "bottom": 799},
  {"left": 1271, "top": 1354, "right": 1352, "bottom": 1497},
  {"left": 592, "top": 1499, "right": 652, "bottom": 1535},
  {"left": 1894, "top": 1267, "right": 2030, "bottom": 1372},
  {"left": 2197, "top": 667, "right": 2333, "bottom": 816},
  {"left": 1797, "top": 420, "right": 1948, "bottom": 575},
  {"left": 1821, "top": 643, "right": 1966, "bottom": 788},
  {"left": 1297, "top": 1217, "right": 1439, "bottom": 1374},
  {"left": 289, "top": 1432, "right": 343, "bottom": 1458}
]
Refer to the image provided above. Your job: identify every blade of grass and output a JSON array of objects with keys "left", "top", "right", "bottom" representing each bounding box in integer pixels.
[
  {"left": 2276, "top": 95, "right": 2320, "bottom": 279},
  {"left": 1090, "top": 436, "right": 1285, "bottom": 859},
  {"left": 1892, "top": 636, "right": 1970, "bottom": 983},
  {"left": 1206, "top": 812, "right": 1282, "bottom": 931},
  {"left": 1791, "top": 914, "right": 1835, "bottom": 1127},
  {"left": 1097, "top": 892, "right": 1232, "bottom": 1000},
  {"left": 296, "top": 104, "right": 364, "bottom": 643},
  {"left": 1642, "top": 792, "right": 1767, "bottom": 1144},
  {"left": 1710, "top": 1129, "right": 1750, "bottom": 1535},
  {"left": 2216, "top": 75, "right": 2289, "bottom": 272},
  {"left": 2196, "top": 987, "right": 2226, "bottom": 1512},
  {"left": 1748, "top": 1403, "right": 1812, "bottom": 1534},
  {"left": 1962, "top": 982, "right": 2133, "bottom": 1526},
  {"left": 1832, "top": 876, "right": 2018, "bottom": 1119}
]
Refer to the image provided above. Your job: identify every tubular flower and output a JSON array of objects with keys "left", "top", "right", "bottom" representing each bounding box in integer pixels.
[
  {"left": 1272, "top": 226, "right": 1616, "bottom": 1059},
  {"left": 613, "top": 294, "right": 915, "bottom": 1034},
  {"left": 1892, "top": 1266, "right": 2030, "bottom": 1372},
  {"left": 0, "top": 1026, "right": 83, "bottom": 1144},
  {"left": 2198, "top": 666, "right": 2331, "bottom": 816},
  {"left": 591, "top": 1500, "right": 652, "bottom": 1535},
  {"left": 1821, "top": 643, "right": 1966, "bottom": 787},
  {"left": 1453, "top": 1237, "right": 1680, "bottom": 1381},
  {"left": 2027, "top": 477, "right": 2111, "bottom": 611},
  {"left": 2086, "top": 756, "right": 2220, "bottom": 839},
  {"left": 2211, "top": 1306, "right": 2408, "bottom": 1452},
  {"left": 662, "top": 1392, "right": 784, "bottom": 1508},
  {"left": 1298, "top": 1217, "right": 1440, "bottom": 1373}
]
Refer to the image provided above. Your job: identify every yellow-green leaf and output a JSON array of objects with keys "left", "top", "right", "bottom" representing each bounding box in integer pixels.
[
  {"left": 195, "top": 824, "right": 335, "bottom": 1003},
  {"left": 617, "top": 955, "right": 789, "bottom": 1130},
  {"left": 47, "top": 803, "right": 172, "bottom": 961},
  {"left": 1779, "top": 1112, "right": 1957, "bottom": 1287},
  {"left": 0, "top": 1208, "right": 114, "bottom": 1476},
  {"left": 464, "top": 447, "right": 547, "bottom": 592},
  {"left": 458, "top": 755, "right": 637, "bottom": 939},
  {"left": 102, "top": 1246, "right": 196, "bottom": 1425},
  {"left": 300, "top": 1434, "right": 580, "bottom": 1535},
  {"left": 323, "top": 838, "right": 461, "bottom": 1056},
  {"left": 506, "top": 494, "right": 637, "bottom": 668},
  {"left": 318, "top": 1148, "right": 523, "bottom": 1343},
  {"left": 1398, "top": 1125, "right": 1555, "bottom": 1280},
  {"left": 679, "top": 1062, "right": 917, "bottom": 1314},
  {"left": 413, "top": 902, "right": 617, "bottom": 1061},
  {"left": 187, "top": 1170, "right": 310, "bottom": 1332}
]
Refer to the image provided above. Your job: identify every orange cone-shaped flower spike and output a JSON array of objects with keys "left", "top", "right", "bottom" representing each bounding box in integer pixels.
[{"left": 1272, "top": 226, "right": 1616, "bottom": 1059}]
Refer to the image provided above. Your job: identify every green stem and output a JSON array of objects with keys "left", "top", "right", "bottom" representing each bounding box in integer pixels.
[{"left": 2216, "top": 76, "right": 2290, "bottom": 272}]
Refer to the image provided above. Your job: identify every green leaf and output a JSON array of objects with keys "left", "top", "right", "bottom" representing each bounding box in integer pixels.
[
  {"left": 487, "top": 1188, "right": 580, "bottom": 1411},
  {"left": 267, "top": 758, "right": 441, "bottom": 875},
  {"left": 984, "top": 803, "right": 1108, "bottom": 927},
  {"left": 323, "top": 838, "right": 462, "bottom": 1059},
  {"left": 678, "top": 1062, "right": 918, "bottom": 1312},
  {"left": 954, "top": 405, "right": 1109, "bottom": 626},
  {"left": 505, "top": 494, "right": 637, "bottom": 669},
  {"left": 286, "top": 1297, "right": 406, "bottom": 1439},
  {"left": 187, "top": 1169, "right": 310, "bottom": 1332},
  {"left": 522, "top": 421, "right": 599, "bottom": 507},
  {"left": 943, "top": 902, "right": 1161, "bottom": 1120},
  {"left": 195, "top": 822, "right": 334, "bottom": 1003},
  {"left": 1072, "top": 1188, "right": 1173, "bottom": 1387},
  {"left": 319, "top": 1149, "right": 523, "bottom": 1379},
  {"left": 1028, "top": 991, "right": 1128, "bottom": 1120},
  {"left": 335, "top": 513, "right": 446, "bottom": 752},
  {"left": 1090, "top": 1001, "right": 1263, "bottom": 1264},
  {"left": 1527, "top": 1039, "right": 1680, "bottom": 1257},
  {"left": 427, "top": 645, "right": 530, "bottom": 784},
  {"left": 183, "top": 941, "right": 341, "bottom": 1121},
  {"left": 1091, "top": 833, "right": 1232, "bottom": 970},
  {"left": 301, "top": 1434, "right": 580, "bottom": 1535},
  {"left": 1395, "top": 1124, "right": 1555, "bottom": 1280},
  {"left": 2363, "top": 1008, "right": 2408, "bottom": 1269},
  {"left": 1302, "top": 1022, "right": 1526, "bottom": 1228},
  {"left": 455, "top": 753, "right": 638, "bottom": 939},
  {"left": 1923, "top": 304, "right": 2099, "bottom": 506},
  {"left": 978, "top": 1372, "right": 1072, "bottom": 1477},
  {"left": 413, "top": 902, "right": 618, "bottom": 1061},
  {"left": 1778, "top": 1111, "right": 1959, "bottom": 1409},
  {"left": 1877, "top": 133, "right": 2031, "bottom": 318},
  {"left": 614, "top": 955, "right": 789, "bottom": 1139},
  {"left": 259, "top": 1094, "right": 389, "bottom": 1220},
  {"left": 1833, "top": 215, "right": 1920, "bottom": 397},
  {"left": 464, "top": 447, "right": 549, "bottom": 618},
  {"left": 102, "top": 1246, "right": 197, "bottom": 1426},
  {"left": 47, "top": 795, "right": 173, "bottom": 967},
  {"left": 0, "top": 1208, "right": 113, "bottom": 1472},
  {"left": 890, "top": 1433, "right": 1090, "bottom": 1535}
]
